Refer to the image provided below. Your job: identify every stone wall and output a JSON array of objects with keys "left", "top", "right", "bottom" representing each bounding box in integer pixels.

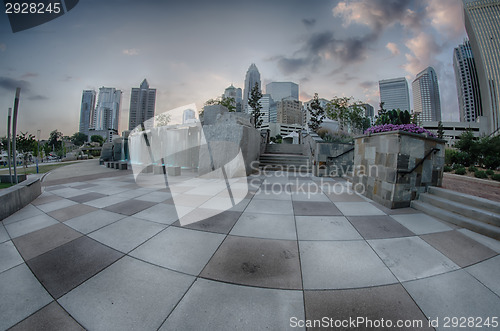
[
  {"left": 352, "top": 130, "right": 445, "bottom": 208},
  {"left": 315, "top": 143, "right": 354, "bottom": 177},
  {"left": 199, "top": 112, "right": 261, "bottom": 176},
  {"left": 0, "top": 177, "right": 41, "bottom": 220}
]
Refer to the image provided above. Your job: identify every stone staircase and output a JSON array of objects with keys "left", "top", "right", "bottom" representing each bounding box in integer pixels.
[
  {"left": 259, "top": 144, "right": 312, "bottom": 173},
  {"left": 411, "top": 186, "right": 500, "bottom": 240}
]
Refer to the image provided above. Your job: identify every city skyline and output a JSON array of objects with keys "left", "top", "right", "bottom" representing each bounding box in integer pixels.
[{"left": 0, "top": 0, "right": 470, "bottom": 138}]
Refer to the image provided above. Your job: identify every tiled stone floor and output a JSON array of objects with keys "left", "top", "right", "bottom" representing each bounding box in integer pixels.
[{"left": 1, "top": 165, "right": 500, "bottom": 330}]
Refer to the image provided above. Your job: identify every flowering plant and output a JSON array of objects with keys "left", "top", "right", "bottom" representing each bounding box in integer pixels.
[{"left": 364, "top": 124, "right": 436, "bottom": 137}]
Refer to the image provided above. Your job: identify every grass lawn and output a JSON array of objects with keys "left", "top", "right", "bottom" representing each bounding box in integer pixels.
[{"left": 0, "top": 182, "right": 14, "bottom": 189}]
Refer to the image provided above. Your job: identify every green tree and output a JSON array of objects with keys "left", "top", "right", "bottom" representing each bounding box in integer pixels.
[
  {"left": 326, "top": 97, "right": 368, "bottom": 134},
  {"left": 48, "top": 130, "right": 63, "bottom": 151},
  {"left": 374, "top": 102, "right": 387, "bottom": 125},
  {"left": 71, "top": 132, "right": 88, "bottom": 146},
  {"left": 204, "top": 96, "right": 236, "bottom": 112},
  {"left": 90, "top": 135, "right": 105, "bottom": 146},
  {"left": 437, "top": 121, "right": 444, "bottom": 139},
  {"left": 248, "top": 82, "right": 263, "bottom": 128},
  {"left": 307, "top": 93, "right": 325, "bottom": 133},
  {"left": 16, "top": 132, "right": 37, "bottom": 173},
  {"left": 155, "top": 113, "right": 171, "bottom": 127}
]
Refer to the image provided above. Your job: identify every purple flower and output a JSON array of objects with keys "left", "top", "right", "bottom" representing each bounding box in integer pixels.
[{"left": 364, "top": 124, "right": 436, "bottom": 137}]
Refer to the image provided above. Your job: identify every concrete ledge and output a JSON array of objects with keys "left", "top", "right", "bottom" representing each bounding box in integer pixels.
[
  {"left": 0, "top": 177, "right": 42, "bottom": 221},
  {"left": 0, "top": 174, "right": 27, "bottom": 183}
]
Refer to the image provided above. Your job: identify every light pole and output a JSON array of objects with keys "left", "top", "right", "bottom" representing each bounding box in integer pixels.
[
  {"left": 12, "top": 88, "right": 20, "bottom": 184},
  {"left": 36, "top": 129, "right": 41, "bottom": 173},
  {"left": 7, "top": 108, "right": 12, "bottom": 184}
]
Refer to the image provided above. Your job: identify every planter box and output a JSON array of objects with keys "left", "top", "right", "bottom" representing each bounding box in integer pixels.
[{"left": 352, "top": 130, "right": 445, "bottom": 209}]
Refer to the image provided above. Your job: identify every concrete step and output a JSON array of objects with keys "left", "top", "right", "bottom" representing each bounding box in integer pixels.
[
  {"left": 419, "top": 193, "right": 500, "bottom": 227},
  {"left": 265, "top": 144, "right": 304, "bottom": 155},
  {"left": 428, "top": 186, "right": 500, "bottom": 214},
  {"left": 411, "top": 200, "right": 500, "bottom": 240}
]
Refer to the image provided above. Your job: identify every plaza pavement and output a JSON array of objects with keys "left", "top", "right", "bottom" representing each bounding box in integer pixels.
[{"left": 1, "top": 160, "right": 500, "bottom": 330}]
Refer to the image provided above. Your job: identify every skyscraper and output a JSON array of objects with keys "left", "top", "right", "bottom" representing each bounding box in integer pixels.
[
  {"left": 223, "top": 84, "right": 242, "bottom": 112},
  {"left": 412, "top": 67, "right": 442, "bottom": 122},
  {"left": 243, "top": 63, "right": 261, "bottom": 114},
  {"left": 259, "top": 94, "right": 274, "bottom": 125},
  {"left": 463, "top": 0, "right": 500, "bottom": 133},
  {"left": 266, "top": 82, "right": 299, "bottom": 102},
  {"left": 453, "top": 40, "right": 483, "bottom": 122},
  {"left": 128, "top": 79, "right": 156, "bottom": 130},
  {"left": 93, "top": 87, "right": 122, "bottom": 131},
  {"left": 79, "top": 89, "right": 96, "bottom": 137},
  {"left": 379, "top": 78, "right": 411, "bottom": 112},
  {"left": 277, "top": 98, "right": 302, "bottom": 125}
]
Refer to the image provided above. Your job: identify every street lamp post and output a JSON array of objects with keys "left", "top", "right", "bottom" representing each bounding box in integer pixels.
[
  {"left": 36, "top": 129, "right": 41, "bottom": 173},
  {"left": 12, "top": 88, "right": 20, "bottom": 184},
  {"left": 7, "top": 108, "right": 12, "bottom": 184}
]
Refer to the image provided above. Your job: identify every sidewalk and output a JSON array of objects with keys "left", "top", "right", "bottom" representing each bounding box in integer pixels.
[{"left": 1, "top": 162, "right": 499, "bottom": 330}]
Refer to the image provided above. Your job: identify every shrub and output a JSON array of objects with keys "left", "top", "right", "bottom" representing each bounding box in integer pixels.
[
  {"left": 468, "top": 166, "right": 478, "bottom": 172},
  {"left": 474, "top": 170, "right": 488, "bottom": 179},
  {"left": 452, "top": 151, "right": 472, "bottom": 167},
  {"left": 443, "top": 165, "right": 452, "bottom": 172},
  {"left": 491, "top": 174, "right": 500, "bottom": 181},
  {"left": 485, "top": 169, "right": 494, "bottom": 176},
  {"left": 364, "top": 124, "right": 436, "bottom": 137},
  {"left": 445, "top": 149, "right": 458, "bottom": 165},
  {"left": 452, "top": 163, "right": 464, "bottom": 170},
  {"left": 455, "top": 167, "right": 466, "bottom": 175}
]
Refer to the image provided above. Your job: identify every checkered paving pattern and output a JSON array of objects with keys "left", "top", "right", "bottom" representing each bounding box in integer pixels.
[{"left": 1, "top": 170, "right": 500, "bottom": 330}]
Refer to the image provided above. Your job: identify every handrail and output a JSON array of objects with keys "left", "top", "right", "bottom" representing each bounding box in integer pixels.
[
  {"left": 397, "top": 148, "right": 440, "bottom": 176},
  {"left": 326, "top": 147, "right": 355, "bottom": 162}
]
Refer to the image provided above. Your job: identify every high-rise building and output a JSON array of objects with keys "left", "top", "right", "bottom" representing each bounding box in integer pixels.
[
  {"left": 79, "top": 90, "right": 96, "bottom": 137},
  {"left": 259, "top": 94, "right": 274, "bottom": 125},
  {"left": 463, "top": 0, "right": 500, "bottom": 133},
  {"left": 183, "top": 109, "right": 196, "bottom": 124},
  {"left": 277, "top": 98, "right": 303, "bottom": 125},
  {"left": 412, "top": 67, "right": 442, "bottom": 122},
  {"left": 360, "top": 103, "right": 374, "bottom": 118},
  {"left": 453, "top": 40, "right": 483, "bottom": 122},
  {"left": 266, "top": 82, "right": 299, "bottom": 103},
  {"left": 93, "top": 87, "right": 122, "bottom": 132},
  {"left": 243, "top": 63, "right": 261, "bottom": 114},
  {"left": 223, "top": 84, "right": 243, "bottom": 112},
  {"left": 128, "top": 79, "right": 156, "bottom": 130},
  {"left": 379, "top": 78, "right": 411, "bottom": 112}
]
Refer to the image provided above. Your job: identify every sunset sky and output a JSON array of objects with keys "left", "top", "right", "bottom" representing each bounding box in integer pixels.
[{"left": 0, "top": 0, "right": 467, "bottom": 139}]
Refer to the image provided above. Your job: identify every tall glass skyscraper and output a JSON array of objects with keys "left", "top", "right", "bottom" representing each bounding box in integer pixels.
[
  {"left": 453, "top": 40, "right": 483, "bottom": 122},
  {"left": 378, "top": 78, "right": 411, "bottom": 112},
  {"left": 128, "top": 79, "right": 156, "bottom": 130},
  {"left": 412, "top": 67, "right": 442, "bottom": 122},
  {"left": 94, "top": 87, "right": 122, "bottom": 132},
  {"left": 266, "top": 82, "right": 299, "bottom": 102},
  {"left": 243, "top": 63, "right": 261, "bottom": 114},
  {"left": 463, "top": 0, "right": 500, "bottom": 134},
  {"left": 79, "top": 89, "right": 96, "bottom": 136}
]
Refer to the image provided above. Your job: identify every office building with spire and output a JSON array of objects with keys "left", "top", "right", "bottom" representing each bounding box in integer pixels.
[
  {"left": 412, "top": 67, "right": 442, "bottom": 122},
  {"left": 128, "top": 79, "right": 156, "bottom": 130},
  {"left": 243, "top": 63, "right": 261, "bottom": 114},
  {"left": 463, "top": 0, "right": 500, "bottom": 134},
  {"left": 453, "top": 40, "right": 483, "bottom": 122}
]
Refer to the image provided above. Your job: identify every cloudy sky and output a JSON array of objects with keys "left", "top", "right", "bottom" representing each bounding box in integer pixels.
[{"left": 0, "top": 0, "right": 466, "bottom": 139}]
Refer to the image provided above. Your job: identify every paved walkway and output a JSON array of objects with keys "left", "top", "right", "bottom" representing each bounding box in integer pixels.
[{"left": 1, "top": 161, "right": 500, "bottom": 330}]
